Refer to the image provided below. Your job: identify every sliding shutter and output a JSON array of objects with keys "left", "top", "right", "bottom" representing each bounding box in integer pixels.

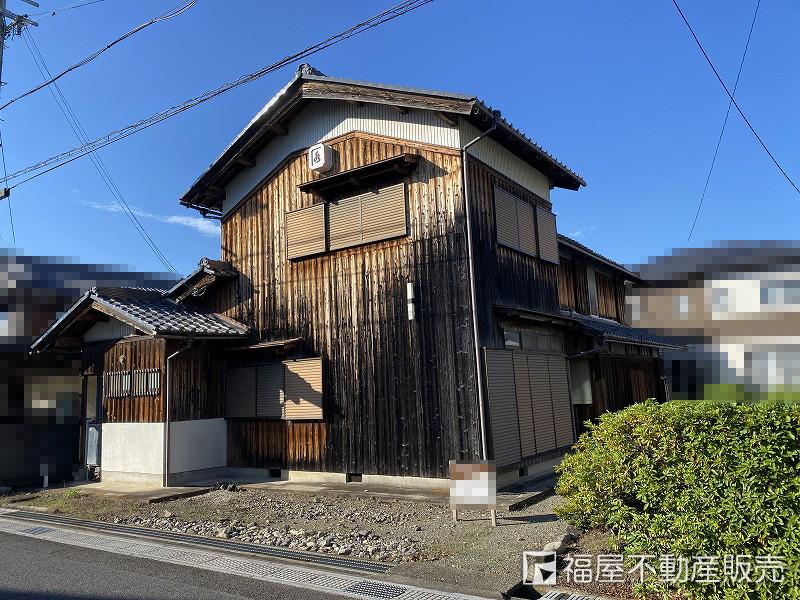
[
  {"left": 286, "top": 204, "right": 326, "bottom": 259},
  {"left": 517, "top": 200, "right": 537, "bottom": 256},
  {"left": 329, "top": 183, "right": 407, "bottom": 251},
  {"left": 528, "top": 354, "right": 557, "bottom": 453},
  {"left": 513, "top": 353, "right": 536, "bottom": 457},
  {"left": 283, "top": 358, "right": 323, "bottom": 420},
  {"left": 361, "top": 182, "right": 407, "bottom": 244},
  {"left": 494, "top": 187, "right": 520, "bottom": 249},
  {"left": 548, "top": 356, "right": 575, "bottom": 447},
  {"left": 256, "top": 364, "right": 284, "bottom": 418},
  {"left": 226, "top": 367, "right": 255, "bottom": 418},
  {"left": 484, "top": 349, "right": 522, "bottom": 467},
  {"left": 536, "top": 207, "right": 559, "bottom": 264}
]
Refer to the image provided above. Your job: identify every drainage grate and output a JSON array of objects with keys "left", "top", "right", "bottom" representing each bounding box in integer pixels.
[
  {"left": 6, "top": 511, "right": 390, "bottom": 574},
  {"left": 398, "top": 592, "right": 458, "bottom": 600},
  {"left": 539, "top": 592, "right": 600, "bottom": 600},
  {"left": 206, "top": 557, "right": 284, "bottom": 579},
  {"left": 19, "top": 526, "right": 54, "bottom": 536},
  {"left": 345, "top": 581, "right": 407, "bottom": 599}
]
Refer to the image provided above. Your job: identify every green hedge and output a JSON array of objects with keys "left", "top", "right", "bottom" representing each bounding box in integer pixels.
[{"left": 555, "top": 401, "right": 800, "bottom": 599}]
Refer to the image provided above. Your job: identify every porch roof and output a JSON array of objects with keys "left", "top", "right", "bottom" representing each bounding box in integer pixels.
[
  {"left": 31, "top": 286, "right": 249, "bottom": 352},
  {"left": 566, "top": 311, "right": 684, "bottom": 350}
]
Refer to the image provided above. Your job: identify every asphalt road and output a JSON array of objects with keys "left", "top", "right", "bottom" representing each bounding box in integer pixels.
[{"left": 0, "top": 532, "right": 348, "bottom": 600}]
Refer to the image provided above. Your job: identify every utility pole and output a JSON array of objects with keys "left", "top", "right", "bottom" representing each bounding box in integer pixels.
[{"left": 0, "top": 0, "right": 37, "bottom": 202}]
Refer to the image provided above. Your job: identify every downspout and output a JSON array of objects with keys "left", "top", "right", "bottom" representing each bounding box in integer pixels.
[
  {"left": 461, "top": 115, "right": 498, "bottom": 461},
  {"left": 163, "top": 337, "right": 193, "bottom": 487}
]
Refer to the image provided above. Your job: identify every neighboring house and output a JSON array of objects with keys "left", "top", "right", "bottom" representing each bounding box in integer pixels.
[
  {"left": 554, "top": 236, "right": 680, "bottom": 434},
  {"left": 0, "top": 253, "right": 172, "bottom": 486},
  {"left": 32, "top": 64, "right": 669, "bottom": 488},
  {"left": 633, "top": 242, "right": 800, "bottom": 396}
]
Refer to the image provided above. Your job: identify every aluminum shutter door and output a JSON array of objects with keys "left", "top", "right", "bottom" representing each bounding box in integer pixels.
[
  {"left": 283, "top": 358, "right": 323, "bottom": 420},
  {"left": 484, "top": 349, "right": 522, "bottom": 467},
  {"left": 328, "top": 193, "right": 363, "bottom": 251},
  {"left": 286, "top": 204, "right": 326, "bottom": 259},
  {"left": 494, "top": 187, "right": 520, "bottom": 250},
  {"left": 548, "top": 355, "right": 575, "bottom": 447},
  {"left": 513, "top": 353, "right": 536, "bottom": 457},
  {"left": 536, "top": 207, "right": 559, "bottom": 264},
  {"left": 528, "top": 354, "right": 556, "bottom": 452},
  {"left": 256, "top": 363, "right": 284, "bottom": 419},
  {"left": 226, "top": 367, "right": 255, "bottom": 418},
  {"left": 360, "top": 182, "right": 407, "bottom": 244}
]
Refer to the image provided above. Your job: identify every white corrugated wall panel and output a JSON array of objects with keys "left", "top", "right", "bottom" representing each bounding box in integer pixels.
[
  {"left": 223, "top": 102, "right": 461, "bottom": 215},
  {"left": 83, "top": 319, "right": 136, "bottom": 343}
]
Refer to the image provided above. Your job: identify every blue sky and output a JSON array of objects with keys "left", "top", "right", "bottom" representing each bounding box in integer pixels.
[{"left": 1, "top": 0, "right": 798, "bottom": 275}]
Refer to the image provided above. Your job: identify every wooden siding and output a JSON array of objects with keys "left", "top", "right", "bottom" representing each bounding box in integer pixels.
[
  {"left": 467, "top": 158, "right": 560, "bottom": 349},
  {"left": 596, "top": 272, "right": 619, "bottom": 320},
  {"left": 286, "top": 204, "right": 326, "bottom": 259},
  {"left": 215, "top": 133, "right": 480, "bottom": 478},
  {"left": 82, "top": 338, "right": 166, "bottom": 423},
  {"left": 227, "top": 420, "right": 329, "bottom": 470},
  {"left": 283, "top": 358, "right": 323, "bottom": 420},
  {"left": 167, "top": 340, "right": 225, "bottom": 422},
  {"left": 558, "top": 258, "right": 576, "bottom": 309}
]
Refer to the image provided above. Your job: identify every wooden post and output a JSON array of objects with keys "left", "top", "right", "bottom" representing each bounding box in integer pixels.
[
  {"left": 490, "top": 509, "right": 497, "bottom": 527},
  {"left": 452, "top": 510, "right": 458, "bottom": 523}
]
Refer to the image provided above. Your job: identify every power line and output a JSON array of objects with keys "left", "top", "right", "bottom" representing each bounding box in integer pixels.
[
  {"left": 1, "top": 0, "right": 196, "bottom": 112},
  {"left": 29, "top": 0, "right": 109, "bottom": 18},
  {"left": 0, "top": 129, "right": 15, "bottom": 243},
  {"left": 1, "top": 0, "right": 434, "bottom": 189},
  {"left": 672, "top": 0, "right": 800, "bottom": 198},
  {"left": 22, "top": 29, "right": 178, "bottom": 273},
  {"left": 687, "top": 0, "right": 761, "bottom": 241}
]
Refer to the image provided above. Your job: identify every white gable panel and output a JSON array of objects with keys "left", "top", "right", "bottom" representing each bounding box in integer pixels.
[
  {"left": 223, "top": 101, "right": 461, "bottom": 215},
  {"left": 83, "top": 318, "right": 136, "bottom": 343},
  {"left": 459, "top": 119, "right": 551, "bottom": 201}
]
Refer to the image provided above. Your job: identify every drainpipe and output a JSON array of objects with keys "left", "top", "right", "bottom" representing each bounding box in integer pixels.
[
  {"left": 163, "top": 337, "right": 193, "bottom": 487},
  {"left": 461, "top": 116, "right": 498, "bottom": 461}
]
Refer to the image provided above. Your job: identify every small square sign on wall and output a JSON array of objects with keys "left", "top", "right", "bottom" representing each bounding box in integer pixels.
[{"left": 308, "top": 143, "right": 333, "bottom": 173}]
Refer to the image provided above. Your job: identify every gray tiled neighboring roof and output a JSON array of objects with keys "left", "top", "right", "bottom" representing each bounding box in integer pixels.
[
  {"left": 92, "top": 287, "right": 247, "bottom": 336},
  {"left": 566, "top": 311, "right": 683, "bottom": 349}
]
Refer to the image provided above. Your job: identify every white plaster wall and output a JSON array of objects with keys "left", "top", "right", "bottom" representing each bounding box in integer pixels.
[
  {"left": 102, "top": 422, "right": 164, "bottom": 475},
  {"left": 708, "top": 271, "right": 800, "bottom": 318},
  {"left": 169, "top": 418, "right": 226, "bottom": 474}
]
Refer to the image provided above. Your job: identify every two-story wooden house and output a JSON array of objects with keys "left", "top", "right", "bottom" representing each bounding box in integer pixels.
[{"left": 33, "top": 65, "right": 664, "bottom": 487}]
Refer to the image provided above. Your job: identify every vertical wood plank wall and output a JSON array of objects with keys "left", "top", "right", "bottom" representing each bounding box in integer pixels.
[
  {"left": 166, "top": 340, "right": 226, "bottom": 422},
  {"left": 82, "top": 338, "right": 166, "bottom": 423},
  {"left": 214, "top": 132, "right": 481, "bottom": 478},
  {"left": 466, "top": 158, "right": 560, "bottom": 348}
]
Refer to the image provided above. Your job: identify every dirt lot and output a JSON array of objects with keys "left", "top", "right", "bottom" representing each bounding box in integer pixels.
[{"left": 1, "top": 485, "right": 569, "bottom": 594}]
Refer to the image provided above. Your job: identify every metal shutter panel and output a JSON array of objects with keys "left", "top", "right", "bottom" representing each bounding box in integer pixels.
[
  {"left": 528, "top": 354, "right": 556, "bottom": 452},
  {"left": 226, "top": 367, "right": 255, "bottom": 418},
  {"left": 517, "top": 199, "right": 537, "bottom": 256},
  {"left": 286, "top": 204, "right": 326, "bottom": 259},
  {"left": 283, "top": 358, "right": 323, "bottom": 420},
  {"left": 256, "top": 363, "right": 284, "bottom": 418},
  {"left": 513, "top": 353, "right": 536, "bottom": 458},
  {"left": 360, "top": 183, "right": 407, "bottom": 244},
  {"left": 484, "top": 349, "right": 522, "bottom": 467},
  {"left": 329, "top": 193, "right": 363, "bottom": 251},
  {"left": 494, "top": 187, "right": 520, "bottom": 250},
  {"left": 536, "top": 207, "right": 559, "bottom": 264},
  {"left": 548, "top": 356, "right": 575, "bottom": 447}
]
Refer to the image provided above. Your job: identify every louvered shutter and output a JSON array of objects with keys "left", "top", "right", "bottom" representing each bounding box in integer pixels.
[
  {"left": 286, "top": 204, "right": 326, "bottom": 259},
  {"left": 494, "top": 187, "right": 520, "bottom": 250},
  {"left": 517, "top": 200, "right": 537, "bottom": 256},
  {"left": 360, "top": 182, "right": 407, "bottom": 244},
  {"left": 226, "top": 367, "right": 255, "bottom": 418},
  {"left": 536, "top": 207, "right": 559, "bottom": 264},
  {"left": 513, "top": 353, "right": 536, "bottom": 457},
  {"left": 484, "top": 349, "right": 522, "bottom": 467},
  {"left": 528, "top": 354, "right": 556, "bottom": 452},
  {"left": 548, "top": 355, "right": 574, "bottom": 447},
  {"left": 283, "top": 358, "right": 323, "bottom": 420},
  {"left": 256, "top": 363, "right": 284, "bottom": 418}
]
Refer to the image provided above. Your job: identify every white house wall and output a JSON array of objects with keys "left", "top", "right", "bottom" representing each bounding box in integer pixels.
[
  {"left": 223, "top": 101, "right": 553, "bottom": 215},
  {"left": 168, "top": 417, "right": 226, "bottom": 474},
  {"left": 102, "top": 422, "right": 164, "bottom": 482}
]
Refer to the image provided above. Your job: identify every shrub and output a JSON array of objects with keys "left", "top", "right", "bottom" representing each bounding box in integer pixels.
[
  {"left": 555, "top": 400, "right": 800, "bottom": 599},
  {"left": 63, "top": 489, "right": 81, "bottom": 500}
]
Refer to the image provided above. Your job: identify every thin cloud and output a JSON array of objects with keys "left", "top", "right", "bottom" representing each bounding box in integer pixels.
[
  {"left": 82, "top": 201, "right": 220, "bottom": 237},
  {"left": 565, "top": 224, "right": 596, "bottom": 239}
]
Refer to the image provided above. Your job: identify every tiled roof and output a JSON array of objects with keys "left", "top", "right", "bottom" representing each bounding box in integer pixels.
[
  {"left": 566, "top": 311, "right": 683, "bottom": 349},
  {"left": 92, "top": 287, "right": 247, "bottom": 336},
  {"left": 558, "top": 235, "right": 641, "bottom": 281}
]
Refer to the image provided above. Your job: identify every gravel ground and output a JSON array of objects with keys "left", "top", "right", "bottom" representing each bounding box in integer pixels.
[{"left": 2, "top": 485, "right": 569, "bottom": 594}]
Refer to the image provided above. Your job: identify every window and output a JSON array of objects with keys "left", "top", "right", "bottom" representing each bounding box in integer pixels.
[
  {"left": 674, "top": 295, "right": 690, "bottom": 320},
  {"left": 503, "top": 330, "right": 521, "bottom": 349},
  {"left": 503, "top": 328, "right": 563, "bottom": 353},
  {"left": 103, "top": 371, "right": 131, "bottom": 398},
  {"left": 286, "top": 204, "right": 326, "bottom": 259},
  {"left": 711, "top": 287, "right": 730, "bottom": 314},
  {"left": 328, "top": 182, "right": 407, "bottom": 251},
  {"left": 760, "top": 281, "right": 800, "bottom": 307},
  {"left": 131, "top": 369, "right": 161, "bottom": 396},
  {"left": 595, "top": 272, "right": 618, "bottom": 320},
  {"left": 225, "top": 359, "right": 323, "bottom": 420}
]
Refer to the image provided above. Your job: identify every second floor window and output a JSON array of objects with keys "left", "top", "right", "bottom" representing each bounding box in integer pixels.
[
  {"left": 711, "top": 287, "right": 730, "bottom": 314},
  {"left": 674, "top": 295, "right": 690, "bottom": 320},
  {"left": 760, "top": 281, "right": 800, "bottom": 307}
]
